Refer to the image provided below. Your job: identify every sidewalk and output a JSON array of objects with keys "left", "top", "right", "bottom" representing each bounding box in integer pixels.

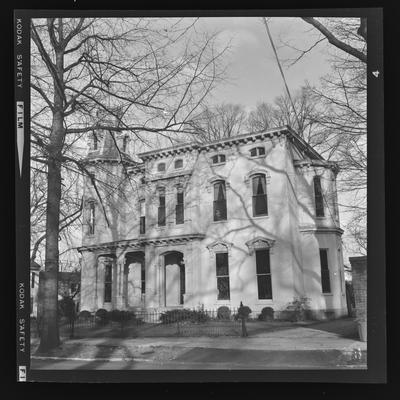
[{"left": 31, "top": 318, "right": 367, "bottom": 369}]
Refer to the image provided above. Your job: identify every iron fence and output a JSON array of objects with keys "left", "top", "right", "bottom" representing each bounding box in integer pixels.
[
  {"left": 49, "top": 307, "right": 256, "bottom": 338},
  {"left": 30, "top": 306, "right": 270, "bottom": 339}
]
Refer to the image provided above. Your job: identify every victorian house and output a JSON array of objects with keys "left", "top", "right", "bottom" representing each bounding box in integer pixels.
[{"left": 77, "top": 124, "right": 347, "bottom": 319}]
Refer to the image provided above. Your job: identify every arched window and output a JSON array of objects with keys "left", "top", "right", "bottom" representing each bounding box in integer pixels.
[
  {"left": 213, "top": 180, "right": 227, "bottom": 221},
  {"left": 157, "top": 162, "right": 166, "bottom": 172},
  {"left": 212, "top": 154, "right": 226, "bottom": 164},
  {"left": 250, "top": 146, "right": 265, "bottom": 157},
  {"left": 174, "top": 159, "right": 183, "bottom": 169},
  {"left": 252, "top": 174, "right": 268, "bottom": 216}
]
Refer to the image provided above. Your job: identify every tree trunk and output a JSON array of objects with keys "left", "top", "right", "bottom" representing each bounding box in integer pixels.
[
  {"left": 37, "top": 154, "right": 62, "bottom": 352},
  {"left": 37, "top": 38, "right": 65, "bottom": 352}
]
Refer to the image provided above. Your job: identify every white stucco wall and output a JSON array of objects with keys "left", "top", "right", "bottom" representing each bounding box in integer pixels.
[{"left": 78, "top": 129, "right": 347, "bottom": 319}]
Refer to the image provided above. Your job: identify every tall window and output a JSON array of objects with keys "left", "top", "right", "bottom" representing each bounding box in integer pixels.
[
  {"left": 88, "top": 202, "right": 95, "bottom": 235},
  {"left": 31, "top": 272, "right": 35, "bottom": 289},
  {"left": 252, "top": 174, "right": 268, "bottom": 216},
  {"left": 213, "top": 180, "right": 227, "bottom": 221},
  {"left": 141, "top": 263, "right": 146, "bottom": 294},
  {"left": 139, "top": 200, "right": 145, "bottom": 234},
  {"left": 250, "top": 147, "right": 265, "bottom": 157},
  {"left": 104, "top": 263, "right": 112, "bottom": 302},
  {"left": 158, "top": 189, "right": 166, "bottom": 226},
  {"left": 319, "top": 249, "right": 331, "bottom": 293},
  {"left": 255, "top": 249, "right": 272, "bottom": 299},
  {"left": 216, "top": 252, "right": 230, "bottom": 300},
  {"left": 176, "top": 188, "right": 184, "bottom": 224},
  {"left": 314, "top": 176, "right": 324, "bottom": 217}
]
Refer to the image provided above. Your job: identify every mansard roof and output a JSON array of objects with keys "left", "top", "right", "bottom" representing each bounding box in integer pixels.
[{"left": 137, "top": 125, "right": 324, "bottom": 161}]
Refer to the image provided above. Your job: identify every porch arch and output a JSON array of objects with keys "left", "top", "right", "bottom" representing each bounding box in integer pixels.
[
  {"left": 162, "top": 250, "right": 185, "bottom": 307},
  {"left": 124, "top": 251, "right": 145, "bottom": 309}
]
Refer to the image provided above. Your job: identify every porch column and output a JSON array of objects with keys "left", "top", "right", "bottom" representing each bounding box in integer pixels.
[
  {"left": 183, "top": 243, "right": 194, "bottom": 307},
  {"left": 96, "top": 256, "right": 108, "bottom": 309},
  {"left": 193, "top": 241, "right": 203, "bottom": 307},
  {"left": 157, "top": 252, "right": 165, "bottom": 308},
  {"left": 144, "top": 245, "right": 157, "bottom": 309},
  {"left": 115, "top": 257, "right": 125, "bottom": 309}
]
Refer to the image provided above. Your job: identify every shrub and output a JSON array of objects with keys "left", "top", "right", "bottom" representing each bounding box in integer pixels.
[
  {"left": 58, "top": 296, "right": 76, "bottom": 320},
  {"left": 190, "top": 309, "right": 210, "bottom": 323},
  {"left": 160, "top": 309, "right": 191, "bottom": 324},
  {"left": 160, "top": 309, "right": 209, "bottom": 324},
  {"left": 110, "top": 309, "right": 135, "bottom": 323},
  {"left": 95, "top": 308, "right": 109, "bottom": 324},
  {"left": 79, "top": 310, "right": 92, "bottom": 320},
  {"left": 217, "top": 306, "right": 231, "bottom": 320},
  {"left": 258, "top": 307, "right": 274, "bottom": 321},
  {"left": 282, "top": 297, "right": 310, "bottom": 322}
]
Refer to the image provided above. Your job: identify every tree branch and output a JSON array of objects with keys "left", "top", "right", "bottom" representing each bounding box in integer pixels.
[{"left": 301, "top": 17, "right": 367, "bottom": 63}]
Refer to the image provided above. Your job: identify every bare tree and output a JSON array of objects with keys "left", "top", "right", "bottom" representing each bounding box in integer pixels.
[
  {"left": 301, "top": 17, "right": 366, "bottom": 63},
  {"left": 247, "top": 86, "right": 332, "bottom": 148},
  {"left": 284, "top": 17, "right": 367, "bottom": 255},
  {"left": 31, "top": 17, "right": 227, "bottom": 351},
  {"left": 187, "top": 103, "right": 247, "bottom": 143}
]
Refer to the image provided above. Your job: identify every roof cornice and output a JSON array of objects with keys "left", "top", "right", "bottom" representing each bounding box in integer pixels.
[
  {"left": 77, "top": 233, "right": 206, "bottom": 253},
  {"left": 137, "top": 126, "right": 290, "bottom": 161}
]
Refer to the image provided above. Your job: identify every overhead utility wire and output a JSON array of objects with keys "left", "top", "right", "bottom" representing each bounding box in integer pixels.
[{"left": 261, "top": 17, "right": 302, "bottom": 131}]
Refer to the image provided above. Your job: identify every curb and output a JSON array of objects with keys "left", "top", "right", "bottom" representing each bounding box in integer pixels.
[{"left": 32, "top": 355, "right": 152, "bottom": 363}]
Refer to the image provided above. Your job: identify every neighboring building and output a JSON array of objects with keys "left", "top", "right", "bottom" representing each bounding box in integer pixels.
[
  {"left": 30, "top": 261, "right": 41, "bottom": 317},
  {"left": 78, "top": 124, "right": 347, "bottom": 319},
  {"left": 58, "top": 270, "right": 81, "bottom": 313}
]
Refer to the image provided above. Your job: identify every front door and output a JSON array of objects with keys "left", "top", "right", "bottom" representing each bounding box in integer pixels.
[{"left": 165, "top": 252, "right": 185, "bottom": 307}]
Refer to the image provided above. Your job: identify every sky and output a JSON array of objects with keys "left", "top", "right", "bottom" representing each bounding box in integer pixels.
[{"left": 195, "top": 17, "right": 333, "bottom": 111}]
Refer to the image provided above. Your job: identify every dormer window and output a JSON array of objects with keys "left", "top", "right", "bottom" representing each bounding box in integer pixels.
[
  {"left": 157, "top": 162, "right": 166, "bottom": 172},
  {"left": 212, "top": 154, "right": 226, "bottom": 164},
  {"left": 250, "top": 147, "right": 265, "bottom": 157},
  {"left": 174, "top": 159, "right": 183, "bottom": 169}
]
